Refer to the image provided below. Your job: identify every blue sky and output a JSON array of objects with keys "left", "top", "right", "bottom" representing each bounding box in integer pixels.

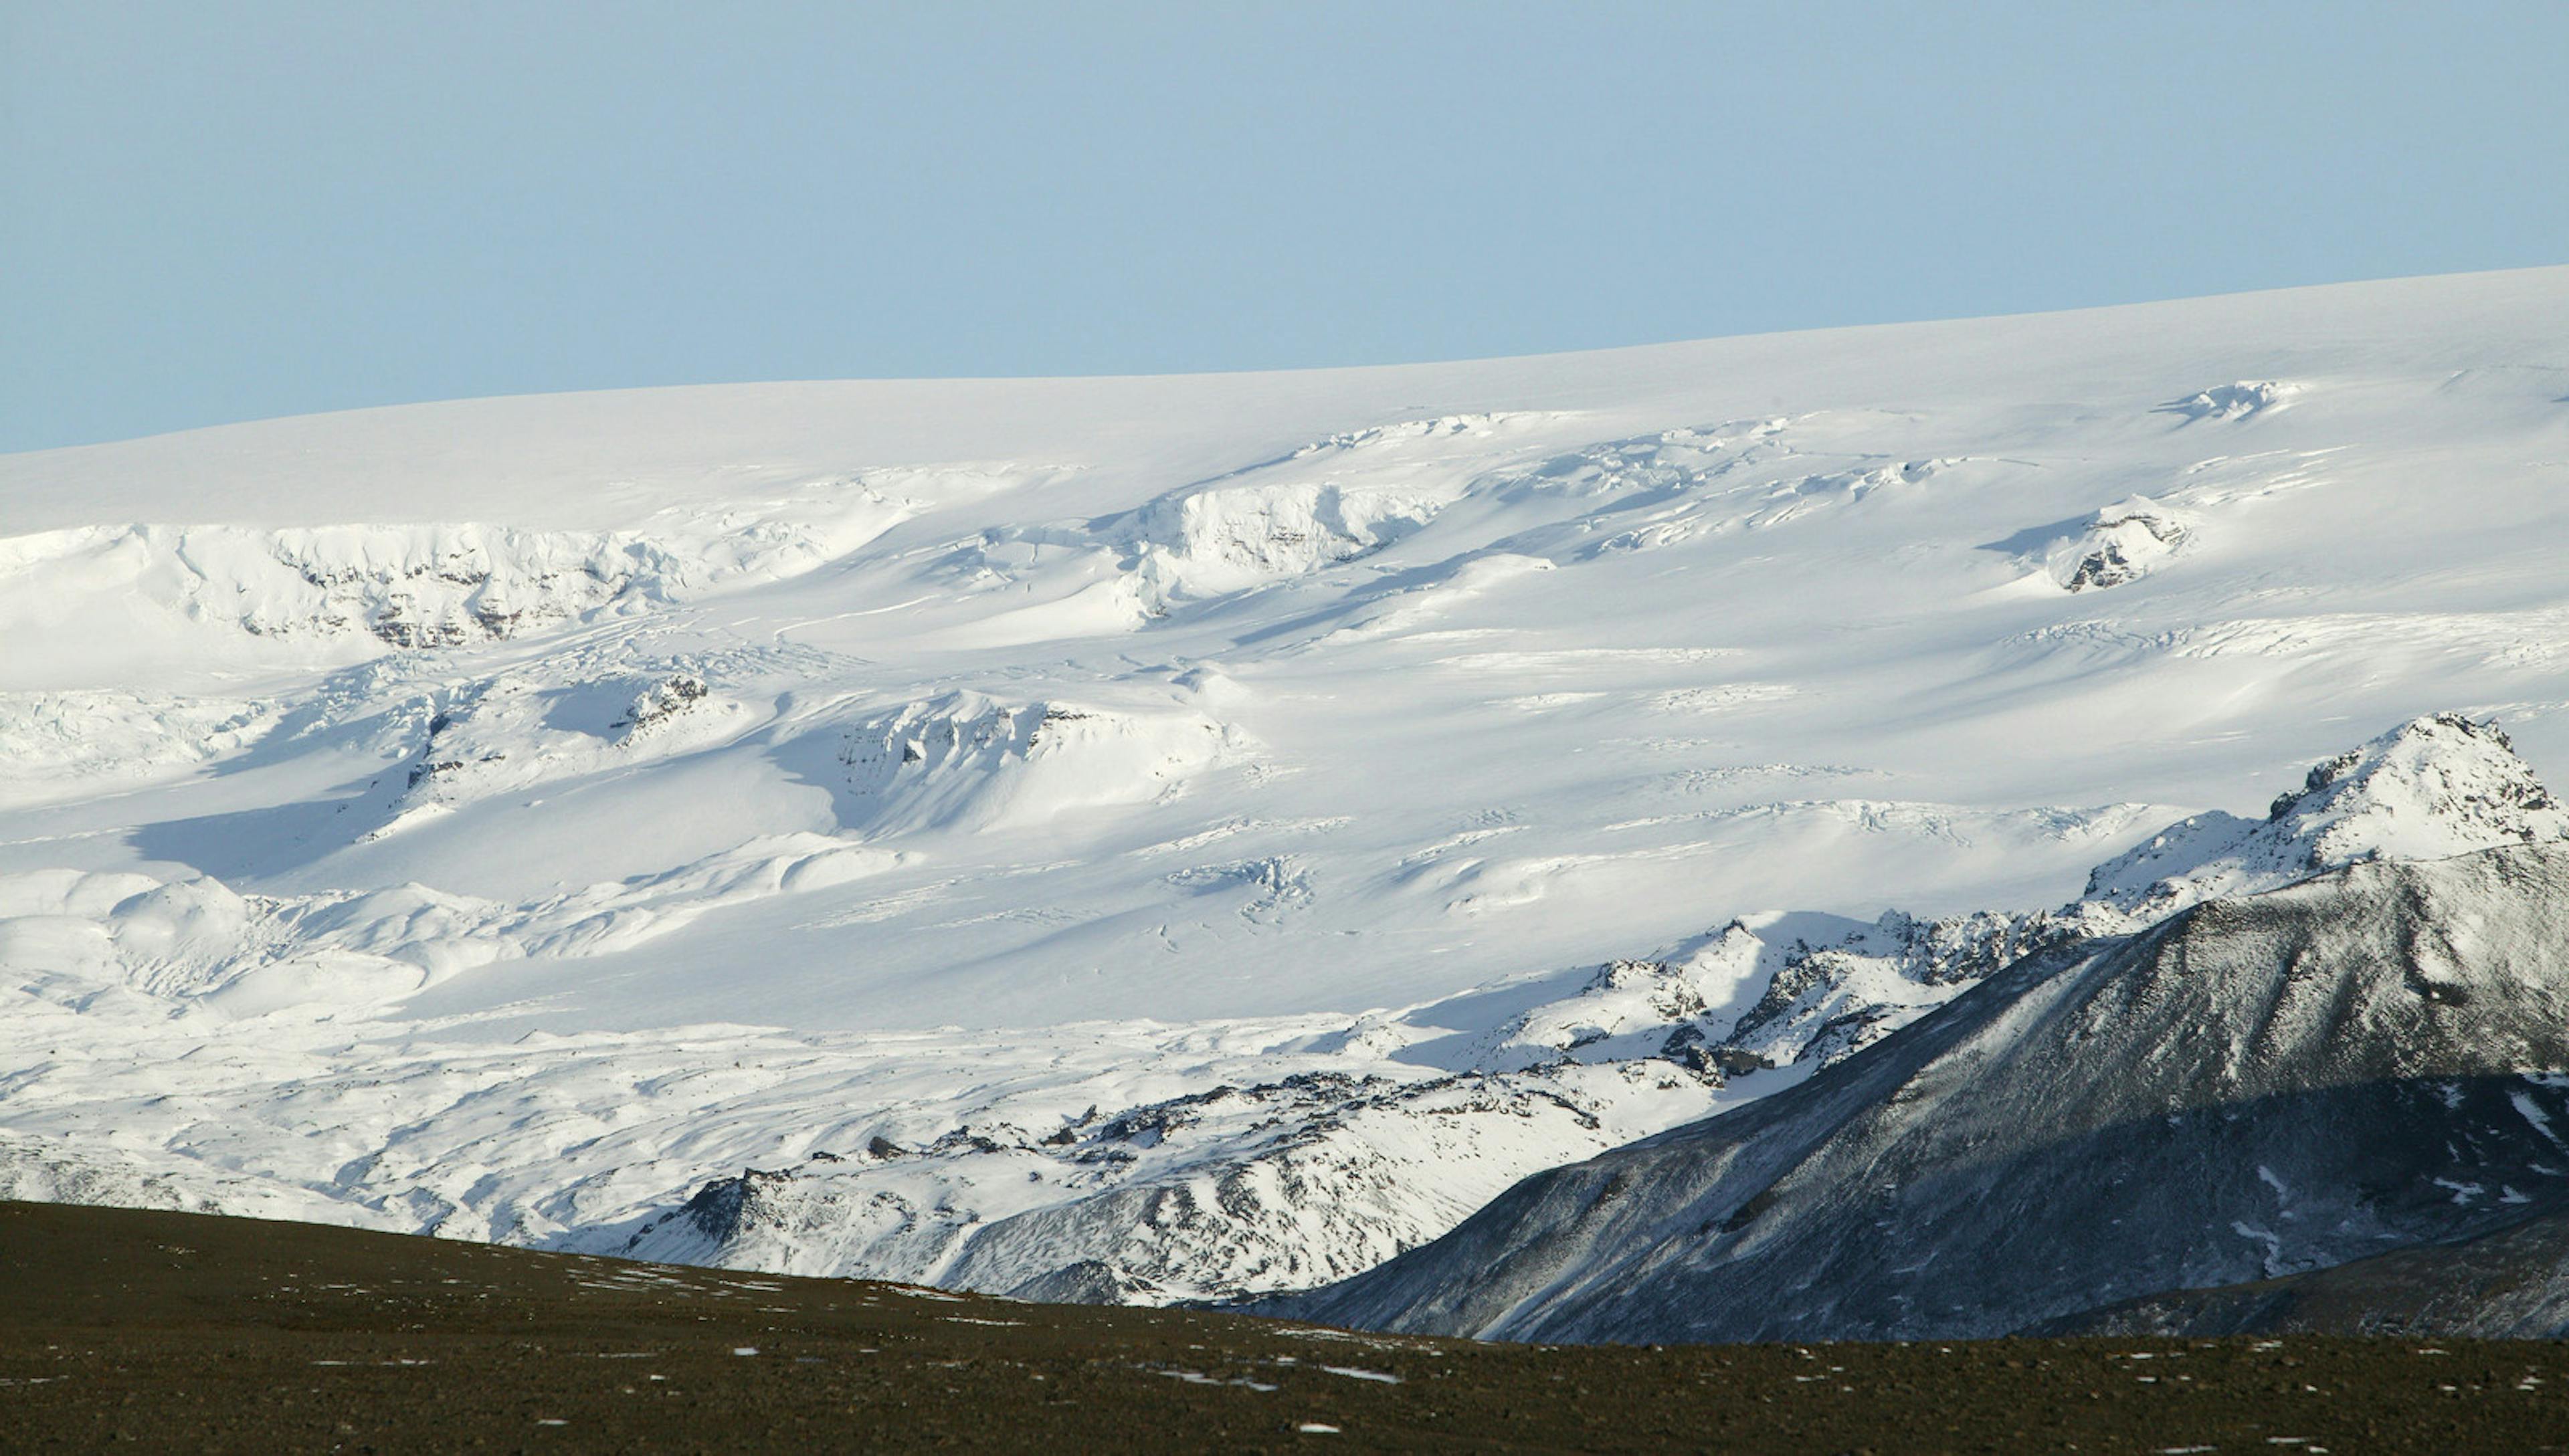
[{"left": 5, "top": 1, "right": 2565, "bottom": 452}]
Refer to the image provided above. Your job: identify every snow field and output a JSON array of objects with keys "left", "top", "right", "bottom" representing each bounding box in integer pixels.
[{"left": 4, "top": 267, "right": 2569, "bottom": 1298}]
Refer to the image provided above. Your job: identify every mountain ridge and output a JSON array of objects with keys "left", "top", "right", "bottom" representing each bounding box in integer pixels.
[{"left": 1270, "top": 832, "right": 2569, "bottom": 1342}]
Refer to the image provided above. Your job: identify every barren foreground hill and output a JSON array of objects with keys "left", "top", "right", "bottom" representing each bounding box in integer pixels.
[{"left": 4, "top": 1201, "right": 2566, "bottom": 1453}]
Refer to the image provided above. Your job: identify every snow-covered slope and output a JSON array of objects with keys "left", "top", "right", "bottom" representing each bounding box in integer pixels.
[{"left": 7, "top": 267, "right": 2569, "bottom": 1306}]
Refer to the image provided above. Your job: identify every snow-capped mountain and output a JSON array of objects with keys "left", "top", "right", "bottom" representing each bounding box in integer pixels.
[
  {"left": 5, "top": 267, "right": 2569, "bottom": 1315},
  {"left": 1276, "top": 815, "right": 2569, "bottom": 1342}
]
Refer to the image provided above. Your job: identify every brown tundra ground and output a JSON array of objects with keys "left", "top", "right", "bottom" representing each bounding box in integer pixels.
[{"left": 3, "top": 1201, "right": 2564, "bottom": 1453}]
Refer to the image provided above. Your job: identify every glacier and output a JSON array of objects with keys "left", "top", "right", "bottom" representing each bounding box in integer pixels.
[{"left": 5, "top": 266, "right": 2569, "bottom": 1311}]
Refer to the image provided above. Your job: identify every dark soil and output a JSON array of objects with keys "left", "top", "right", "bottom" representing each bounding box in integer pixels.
[{"left": 3, "top": 1201, "right": 2564, "bottom": 1453}]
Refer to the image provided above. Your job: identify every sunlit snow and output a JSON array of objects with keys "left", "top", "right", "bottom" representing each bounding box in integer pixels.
[{"left": 5, "top": 266, "right": 2569, "bottom": 1301}]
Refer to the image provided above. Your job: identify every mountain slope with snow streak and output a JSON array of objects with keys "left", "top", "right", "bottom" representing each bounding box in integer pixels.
[{"left": 5, "top": 267, "right": 2569, "bottom": 1307}]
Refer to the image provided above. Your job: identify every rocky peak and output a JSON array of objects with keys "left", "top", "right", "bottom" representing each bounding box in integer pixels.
[
  {"left": 2265, "top": 713, "right": 2563, "bottom": 865},
  {"left": 2080, "top": 714, "right": 2565, "bottom": 926},
  {"left": 1673, "top": 716, "right": 2567, "bottom": 1079}
]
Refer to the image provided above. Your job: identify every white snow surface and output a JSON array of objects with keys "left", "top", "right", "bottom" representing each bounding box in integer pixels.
[{"left": 7, "top": 266, "right": 2569, "bottom": 1298}]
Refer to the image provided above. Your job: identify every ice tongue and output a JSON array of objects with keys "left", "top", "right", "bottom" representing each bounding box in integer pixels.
[{"left": 2078, "top": 714, "right": 2567, "bottom": 927}]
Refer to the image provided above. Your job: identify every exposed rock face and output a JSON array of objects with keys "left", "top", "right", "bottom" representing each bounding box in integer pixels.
[
  {"left": 1274, "top": 843, "right": 2569, "bottom": 1343},
  {"left": 619, "top": 1067, "right": 1655, "bottom": 1305},
  {"left": 2056, "top": 498, "right": 2192, "bottom": 591},
  {"left": 617, "top": 675, "right": 709, "bottom": 741},
  {"left": 1704, "top": 909, "right": 2080, "bottom": 1070}
]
